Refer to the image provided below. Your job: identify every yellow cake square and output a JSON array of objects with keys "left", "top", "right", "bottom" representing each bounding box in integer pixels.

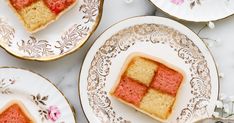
[
  {"left": 125, "top": 57, "right": 158, "bottom": 86},
  {"left": 19, "top": 1, "right": 55, "bottom": 32},
  {"left": 140, "top": 89, "right": 175, "bottom": 119}
]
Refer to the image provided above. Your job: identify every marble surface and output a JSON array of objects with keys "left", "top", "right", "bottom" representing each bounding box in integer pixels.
[{"left": 0, "top": 0, "right": 234, "bottom": 122}]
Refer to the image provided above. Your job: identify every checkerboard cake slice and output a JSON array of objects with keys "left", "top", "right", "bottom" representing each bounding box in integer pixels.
[
  {"left": 0, "top": 101, "right": 35, "bottom": 123},
  {"left": 110, "top": 53, "right": 184, "bottom": 122},
  {"left": 7, "top": 0, "right": 77, "bottom": 33}
]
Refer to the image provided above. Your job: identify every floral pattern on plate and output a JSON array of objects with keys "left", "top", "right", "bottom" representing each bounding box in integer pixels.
[
  {"left": 31, "top": 94, "right": 62, "bottom": 122},
  {"left": 0, "top": 0, "right": 103, "bottom": 61},
  {"left": 152, "top": 0, "right": 234, "bottom": 22},
  {"left": 171, "top": 0, "right": 202, "bottom": 9},
  {"left": 0, "top": 67, "right": 76, "bottom": 123}
]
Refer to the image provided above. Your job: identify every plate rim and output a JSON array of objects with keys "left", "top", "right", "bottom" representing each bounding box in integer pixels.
[
  {"left": 0, "top": 0, "right": 104, "bottom": 62},
  {"left": 149, "top": 0, "right": 234, "bottom": 22},
  {"left": 0, "top": 66, "right": 77, "bottom": 123},
  {"left": 78, "top": 16, "right": 220, "bottom": 122}
]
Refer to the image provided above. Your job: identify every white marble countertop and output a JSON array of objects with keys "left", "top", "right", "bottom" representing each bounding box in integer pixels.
[{"left": 0, "top": 0, "right": 234, "bottom": 122}]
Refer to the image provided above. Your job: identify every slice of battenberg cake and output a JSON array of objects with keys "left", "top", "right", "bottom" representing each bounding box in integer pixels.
[
  {"left": 110, "top": 54, "right": 184, "bottom": 122},
  {"left": 0, "top": 101, "right": 35, "bottom": 123},
  {"left": 7, "top": 0, "right": 77, "bottom": 33}
]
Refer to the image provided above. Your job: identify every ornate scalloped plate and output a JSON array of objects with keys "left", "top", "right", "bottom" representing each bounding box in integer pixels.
[
  {"left": 79, "top": 16, "right": 219, "bottom": 123},
  {"left": 0, "top": 67, "right": 76, "bottom": 123},
  {"left": 0, "top": 0, "right": 103, "bottom": 61},
  {"left": 150, "top": 0, "right": 234, "bottom": 22}
]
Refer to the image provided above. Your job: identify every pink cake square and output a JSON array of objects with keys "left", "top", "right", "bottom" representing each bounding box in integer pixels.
[
  {"left": 151, "top": 65, "right": 183, "bottom": 96},
  {"left": 113, "top": 76, "right": 148, "bottom": 106}
]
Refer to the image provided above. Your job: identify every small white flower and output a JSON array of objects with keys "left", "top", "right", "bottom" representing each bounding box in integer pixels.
[
  {"left": 0, "top": 17, "right": 6, "bottom": 22},
  {"left": 124, "top": 0, "right": 133, "bottom": 4},
  {"left": 216, "top": 38, "right": 221, "bottom": 44},
  {"left": 207, "top": 41, "right": 215, "bottom": 48},
  {"left": 215, "top": 100, "right": 223, "bottom": 108},
  {"left": 219, "top": 73, "right": 225, "bottom": 78},
  {"left": 213, "top": 38, "right": 222, "bottom": 47},
  {"left": 208, "top": 21, "right": 215, "bottom": 29},
  {"left": 212, "top": 112, "right": 220, "bottom": 117},
  {"left": 220, "top": 93, "right": 227, "bottom": 101}
]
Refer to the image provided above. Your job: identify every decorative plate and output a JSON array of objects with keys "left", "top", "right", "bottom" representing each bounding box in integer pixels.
[
  {"left": 150, "top": 0, "right": 234, "bottom": 22},
  {"left": 79, "top": 16, "right": 219, "bottom": 123},
  {"left": 0, "top": 0, "right": 103, "bottom": 61},
  {"left": 0, "top": 67, "right": 76, "bottom": 123}
]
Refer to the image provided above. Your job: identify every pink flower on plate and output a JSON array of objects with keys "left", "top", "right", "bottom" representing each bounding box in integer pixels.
[
  {"left": 48, "top": 106, "right": 61, "bottom": 122},
  {"left": 171, "top": 0, "right": 184, "bottom": 5}
]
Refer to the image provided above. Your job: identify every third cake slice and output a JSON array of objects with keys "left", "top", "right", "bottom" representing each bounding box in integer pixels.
[{"left": 0, "top": 101, "right": 35, "bottom": 123}]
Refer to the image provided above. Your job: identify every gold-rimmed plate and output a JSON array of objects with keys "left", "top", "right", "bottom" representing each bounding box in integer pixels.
[
  {"left": 0, "top": 67, "right": 76, "bottom": 123},
  {"left": 150, "top": 0, "right": 234, "bottom": 22},
  {"left": 0, "top": 0, "right": 103, "bottom": 61},
  {"left": 79, "top": 16, "right": 219, "bottom": 123}
]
